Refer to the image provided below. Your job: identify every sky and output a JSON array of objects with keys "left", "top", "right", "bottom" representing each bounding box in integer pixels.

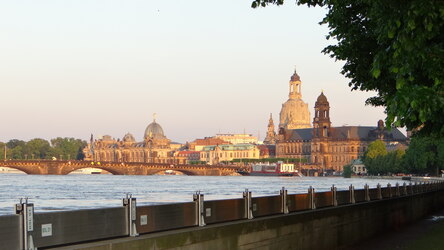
[{"left": 0, "top": 0, "right": 389, "bottom": 144}]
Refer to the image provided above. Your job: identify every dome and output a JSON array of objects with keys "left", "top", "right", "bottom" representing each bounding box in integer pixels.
[
  {"left": 316, "top": 92, "right": 328, "bottom": 104},
  {"left": 123, "top": 133, "right": 135, "bottom": 142},
  {"left": 290, "top": 70, "right": 300, "bottom": 82},
  {"left": 279, "top": 98, "right": 311, "bottom": 129},
  {"left": 144, "top": 120, "right": 166, "bottom": 139}
]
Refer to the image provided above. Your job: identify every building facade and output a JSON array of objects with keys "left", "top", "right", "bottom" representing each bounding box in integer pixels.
[
  {"left": 213, "top": 134, "right": 258, "bottom": 144},
  {"left": 200, "top": 144, "right": 260, "bottom": 165},
  {"left": 274, "top": 92, "right": 408, "bottom": 171},
  {"left": 83, "top": 117, "right": 181, "bottom": 164}
]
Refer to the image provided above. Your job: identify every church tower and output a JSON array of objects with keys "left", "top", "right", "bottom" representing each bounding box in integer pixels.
[
  {"left": 313, "top": 92, "right": 331, "bottom": 138},
  {"left": 279, "top": 70, "right": 311, "bottom": 130},
  {"left": 311, "top": 91, "right": 332, "bottom": 168},
  {"left": 264, "top": 113, "right": 277, "bottom": 144}
]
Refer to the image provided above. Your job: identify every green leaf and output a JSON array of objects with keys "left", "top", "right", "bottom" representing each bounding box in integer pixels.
[
  {"left": 396, "top": 78, "right": 405, "bottom": 89},
  {"left": 372, "top": 69, "right": 381, "bottom": 79}
]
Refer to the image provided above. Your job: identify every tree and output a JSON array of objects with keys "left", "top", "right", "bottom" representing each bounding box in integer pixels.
[
  {"left": 363, "top": 140, "right": 387, "bottom": 175},
  {"left": 49, "top": 137, "right": 87, "bottom": 160},
  {"left": 26, "top": 138, "right": 51, "bottom": 159},
  {"left": 403, "top": 136, "right": 444, "bottom": 176},
  {"left": 252, "top": 0, "right": 444, "bottom": 136},
  {"left": 0, "top": 142, "right": 5, "bottom": 160},
  {"left": 342, "top": 164, "right": 352, "bottom": 178}
]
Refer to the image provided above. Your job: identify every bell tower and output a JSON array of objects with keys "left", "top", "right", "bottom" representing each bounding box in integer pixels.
[{"left": 313, "top": 91, "right": 331, "bottom": 138}]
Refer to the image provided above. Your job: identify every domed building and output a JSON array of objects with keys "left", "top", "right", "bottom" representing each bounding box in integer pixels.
[
  {"left": 83, "top": 115, "right": 181, "bottom": 164},
  {"left": 279, "top": 70, "right": 311, "bottom": 130},
  {"left": 274, "top": 91, "right": 408, "bottom": 173}
]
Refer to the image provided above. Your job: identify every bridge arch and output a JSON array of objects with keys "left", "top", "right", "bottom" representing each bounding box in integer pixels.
[
  {"left": 0, "top": 164, "right": 40, "bottom": 175},
  {"left": 61, "top": 165, "right": 124, "bottom": 175},
  {"left": 0, "top": 166, "right": 28, "bottom": 174},
  {"left": 150, "top": 169, "right": 197, "bottom": 176},
  {"left": 67, "top": 167, "right": 113, "bottom": 175}
]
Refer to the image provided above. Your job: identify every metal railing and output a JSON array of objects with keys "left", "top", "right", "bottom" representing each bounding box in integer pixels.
[{"left": 1, "top": 180, "right": 443, "bottom": 249}]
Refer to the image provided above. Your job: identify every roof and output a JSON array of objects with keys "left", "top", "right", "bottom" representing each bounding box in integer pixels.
[
  {"left": 288, "top": 128, "right": 313, "bottom": 140},
  {"left": 192, "top": 138, "right": 229, "bottom": 146},
  {"left": 285, "top": 126, "right": 407, "bottom": 141}
]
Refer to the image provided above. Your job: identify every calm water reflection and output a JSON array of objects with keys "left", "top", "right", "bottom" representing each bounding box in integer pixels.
[{"left": 0, "top": 174, "right": 403, "bottom": 215}]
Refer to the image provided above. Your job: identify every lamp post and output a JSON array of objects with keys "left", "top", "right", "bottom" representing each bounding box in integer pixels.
[{"left": 3, "top": 145, "right": 6, "bottom": 161}]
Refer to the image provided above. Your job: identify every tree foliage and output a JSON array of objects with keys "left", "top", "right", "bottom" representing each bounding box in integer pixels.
[
  {"left": 363, "top": 140, "right": 406, "bottom": 175},
  {"left": 342, "top": 164, "right": 352, "bottom": 178},
  {"left": 2, "top": 138, "right": 87, "bottom": 160},
  {"left": 252, "top": 0, "right": 444, "bottom": 136},
  {"left": 403, "top": 136, "right": 444, "bottom": 176}
]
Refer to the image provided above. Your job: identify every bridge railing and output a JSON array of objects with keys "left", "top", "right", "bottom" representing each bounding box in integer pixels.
[{"left": 2, "top": 180, "right": 443, "bottom": 249}]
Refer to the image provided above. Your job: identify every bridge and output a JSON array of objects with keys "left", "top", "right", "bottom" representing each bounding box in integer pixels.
[{"left": 0, "top": 160, "right": 242, "bottom": 176}]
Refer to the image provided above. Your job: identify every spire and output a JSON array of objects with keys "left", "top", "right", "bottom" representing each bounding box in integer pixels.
[
  {"left": 264, "top": 113, "right": 277, "bottom": 144},
  {"left": 153, "top": 113, "right": 157, "bottom": 122}
]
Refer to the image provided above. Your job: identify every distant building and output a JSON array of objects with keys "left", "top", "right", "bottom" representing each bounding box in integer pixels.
[
  {"left": 257, "top": 144, "right": 276, "bottom": 159},
  {"left": 351, "top": 159, "right": 366, "bottom": 175},
  {"left": 266, "top": 71, "right": 408, "bottom": 172},
  {"left": 274, "top": 91, "right": 407, "bottom": 171},
  {"left": 214, "top": 133, "right": 258, "bottom": 145},
  {"left": 188, "top": 137, "right": 230, "bottom": 151},
  {"left": 174, "top": 151, "right": 201, "bottom": 164},
  {"left": 200, "top": 144, "right": 260, "bottom": 165},
  {"left": 83, "top": 116, "right": 182, "bottom": 164}
]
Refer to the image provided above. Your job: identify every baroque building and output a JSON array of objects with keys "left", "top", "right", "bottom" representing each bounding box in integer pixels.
[
  {"left": 83, "top": 116, "right": 181, "bottom": 164},
  {"left": 279, "top": 70, "right": 311, "bottom": 129},
  {"left": 274, "top": 92, "right": 407, "bottom": 171}
]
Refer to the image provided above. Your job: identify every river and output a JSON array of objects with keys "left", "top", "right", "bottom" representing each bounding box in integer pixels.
[{"left": 0, "top": 173, "right": 404, "bottom": 215}]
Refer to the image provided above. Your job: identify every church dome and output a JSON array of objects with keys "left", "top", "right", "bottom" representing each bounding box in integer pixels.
[
  {"left": 316, "top": 92, "right": 328, "bottom": 104},
  {"left": 144, "top": 120, "right": 166, "bottom": 139},
  {"left": 279, "top": 98, "right": 311, "bottom": 129},
  {"left": 290, "top": 70, "right": 301, "bottom": 82},
  {"left": 123, "top": 133, "right": 135, "bottom": 142}
]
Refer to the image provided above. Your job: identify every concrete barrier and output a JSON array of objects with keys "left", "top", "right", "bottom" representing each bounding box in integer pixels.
[{"left": 2, "top": 181, "right": 444, "bottom": 249}]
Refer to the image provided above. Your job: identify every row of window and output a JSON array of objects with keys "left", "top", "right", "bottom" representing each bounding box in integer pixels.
[{"left": 278, "top": 143, "right": 368, "bottom": 154}]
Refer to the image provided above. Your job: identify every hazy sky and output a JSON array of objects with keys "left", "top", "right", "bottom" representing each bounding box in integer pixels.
[{"left": 0, "top": 0, "right": 388, "bottom": 143}]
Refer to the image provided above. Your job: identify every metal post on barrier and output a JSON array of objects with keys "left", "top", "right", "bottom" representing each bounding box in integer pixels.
[
  {"left": 377, "top": 183, "right": 382, "bottom": 199},
  {"left": 331, "top": 185, "right": 338, "bottom": 206},
  {"left": 402, "top": 182, "right": 407, "bottom": 195},
  {"left": 308, "top": 186, "right": 316, "bottom": 210},
  {"left": 123, "top": 193, "right": 138, "bottom": 237},
  {"left": 15, "top": 198, "right": 35, "bottom": 250},
  {"left": 280, "top": 187, "right": 289, "bottom": 214},
  {"left": 364, "top": 184, "right": 370, "bottom": 201},
  {"left": 395, "top": 183, "right": 400, "bottom": 197},
  {"left": 409, "top": 182, "right": 413, "bottom": 194},
  {"left": 349, "top": 185, "right": 355, "bottom": 204},
  {"left": 243, "top": 189, "right": 253, "bottom": 219},
  {"left": 387, "top": 183, "right": 392, "bottom": 198},
  {"left": 193, "top": 191, "right": 205, "bottom": 227}
]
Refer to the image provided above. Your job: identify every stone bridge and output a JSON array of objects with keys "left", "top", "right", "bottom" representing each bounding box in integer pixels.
[{"left": 0, "top": 160, "right": 243, "bottom": 176}]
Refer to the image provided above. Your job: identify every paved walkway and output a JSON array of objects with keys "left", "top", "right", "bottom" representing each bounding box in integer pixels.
[{"left": 344, "top": 209, "right": 444, "bottom": 250}]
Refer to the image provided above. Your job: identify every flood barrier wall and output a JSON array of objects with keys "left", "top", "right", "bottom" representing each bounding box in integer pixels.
[{"left": 1, "top": 181, "right": 444, "bottom": 249}]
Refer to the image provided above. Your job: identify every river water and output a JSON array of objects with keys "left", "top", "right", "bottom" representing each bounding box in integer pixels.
[{"left": 0, "top": 174, "right": 405, "bottom": 215}]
